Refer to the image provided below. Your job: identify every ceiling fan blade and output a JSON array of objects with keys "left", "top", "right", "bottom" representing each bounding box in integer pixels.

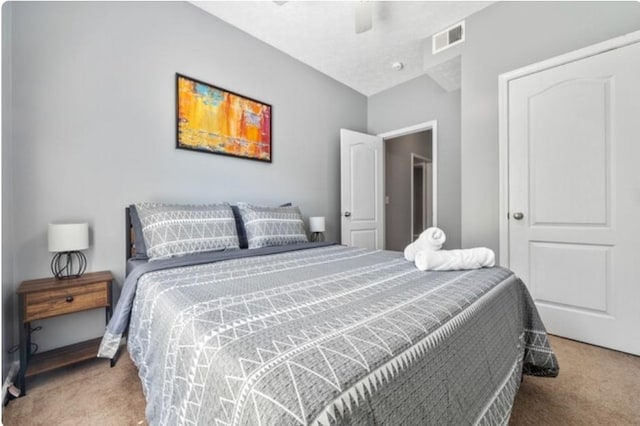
[{"left": 354, "top": 2, "right": 372, "bottom": 34}]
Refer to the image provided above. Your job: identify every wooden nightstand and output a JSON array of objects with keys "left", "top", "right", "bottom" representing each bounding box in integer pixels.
[{"left": 16, "top": 271, "right": 113, "bottom": 396}]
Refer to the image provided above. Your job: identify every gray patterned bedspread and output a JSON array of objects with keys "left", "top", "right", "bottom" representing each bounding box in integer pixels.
[{"left": 121, "top": 245, "right": 558, "bottom": 425}]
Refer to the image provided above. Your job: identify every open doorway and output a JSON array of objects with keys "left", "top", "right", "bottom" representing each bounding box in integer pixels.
[
  {"left": 412, "top": 154, "right": 432, "bottom": 241},
  {"left": 380, "top": 122, "right": 436, "bottom": 252}
]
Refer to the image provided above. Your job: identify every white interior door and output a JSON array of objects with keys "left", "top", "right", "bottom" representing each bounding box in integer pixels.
[
  {"left": 507, "top": 41, "right": 640, "bottom": 355},
  {"left": 340, "top": 129, "right": 384, "bottom": 249}
]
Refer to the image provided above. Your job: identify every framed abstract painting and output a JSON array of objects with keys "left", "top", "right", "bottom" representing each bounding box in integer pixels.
[{"left": 176, "top": 73, "right": 272, "bottom": 162}]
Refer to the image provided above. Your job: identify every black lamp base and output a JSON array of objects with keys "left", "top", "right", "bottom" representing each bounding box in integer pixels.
[
  {"left": 51, "top": 251, "right": 87, "bottom": 280},
  {"left": 310, "top": 232, "right": 325, "bottom": 242}
]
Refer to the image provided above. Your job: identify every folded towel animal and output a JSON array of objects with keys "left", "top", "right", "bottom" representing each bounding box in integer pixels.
[
  {"left": 414, "top": 247, "right": 495, "bottom": 271},
  {"left": 403, "top": 227, "right": 447, "bottom": 261}
]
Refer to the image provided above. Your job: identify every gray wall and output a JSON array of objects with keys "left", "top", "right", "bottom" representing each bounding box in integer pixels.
[
  {"left": 459, "top": 1, "right": 640, "bottom": 256},
  {"left": 2, "top": 2, "right": 17, "bottom": 379},
  {"left": 3, "top": 1, "right": 366, "bottom": 355},
  {"left": 368, "top": 78, "right": 461, "bottom": 250},
  {"left": 384, "top": 131, "right": 432, "bottom": 251}
]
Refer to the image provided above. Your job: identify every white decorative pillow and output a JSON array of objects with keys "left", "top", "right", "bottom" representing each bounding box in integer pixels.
[
  {"left": 237, "top": 203, "right": 308, "bottom": 249},
  {"left": 135, "top": 203, "right": 239, "bottom": 260}
]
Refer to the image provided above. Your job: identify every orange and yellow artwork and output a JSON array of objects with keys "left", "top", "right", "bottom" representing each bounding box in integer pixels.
[{"left": 176, "top": 74, "right": 272, "bottom": 162}]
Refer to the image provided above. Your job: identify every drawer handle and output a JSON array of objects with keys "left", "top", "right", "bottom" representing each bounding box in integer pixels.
[{"left": 65, "top": 296, "right": 74, "bottom": 303}]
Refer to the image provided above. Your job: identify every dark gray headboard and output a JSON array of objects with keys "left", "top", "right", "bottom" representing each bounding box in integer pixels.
[{"left": 125, "top": 207, "right": 134, "bottom": 261}]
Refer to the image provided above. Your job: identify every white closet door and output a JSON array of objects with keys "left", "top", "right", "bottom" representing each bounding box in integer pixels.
[{"left": 508, "top": 41, "right": 640, "bottom": 355}]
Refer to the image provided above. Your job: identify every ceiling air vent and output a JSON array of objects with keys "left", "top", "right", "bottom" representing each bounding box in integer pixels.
[{"left": 432, "top": 21, "right": 465, "bottom": 54}]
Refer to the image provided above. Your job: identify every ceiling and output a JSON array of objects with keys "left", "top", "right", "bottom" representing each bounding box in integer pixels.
[{"left": 192, "top": 1, "right": 494, "bottom": 96}]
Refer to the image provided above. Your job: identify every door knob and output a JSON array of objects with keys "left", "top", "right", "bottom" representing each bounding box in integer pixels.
[
  {"left": 512, "top": 212, "right": 524, "bottom": 220},
  {"left": 344, "top": 211, "right": 351, "bottom": 217}
]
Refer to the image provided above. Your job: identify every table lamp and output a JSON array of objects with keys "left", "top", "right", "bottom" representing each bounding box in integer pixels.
[
  {"left": 309, "top": 216, "right": 325, "bottom": 242},
  {"left": 48, "top": 223, "right": 89, "bottom": 279}
]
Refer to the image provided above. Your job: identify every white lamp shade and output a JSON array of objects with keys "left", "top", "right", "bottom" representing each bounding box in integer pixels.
[
  {"left": 309, "top": 216, "right": 326, "bottom": 233},
  {"left": 48, "top": 223, "right": 89, "bottom": 252}
]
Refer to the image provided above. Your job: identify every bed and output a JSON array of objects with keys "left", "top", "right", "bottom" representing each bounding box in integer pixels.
[{"left": 99, "top": 203, "right": 558, "bottom": 425}]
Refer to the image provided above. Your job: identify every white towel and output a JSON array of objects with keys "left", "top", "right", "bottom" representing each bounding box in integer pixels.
[
  {"left": 403, "top": 227, "right": 446, "bottom": 261},
  {"left": 414, "top": 247, "right": 495, "bottom": 271},
  {"left": 419, "top": 227, "right": 446, "bottom": 250}
]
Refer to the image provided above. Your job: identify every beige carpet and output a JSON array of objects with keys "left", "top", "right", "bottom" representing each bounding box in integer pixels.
[
  {"left": 510, "top": 336, "right": 640, "bottom": 425},
  {"left": 3, "top": 335, "right": 639, "bottom": 425}
]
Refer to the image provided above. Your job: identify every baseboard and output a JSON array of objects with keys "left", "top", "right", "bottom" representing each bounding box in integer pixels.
[{"left": 2, "top": 361, "right": 20, "bottom": 405}]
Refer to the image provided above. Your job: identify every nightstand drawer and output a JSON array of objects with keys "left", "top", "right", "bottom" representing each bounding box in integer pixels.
[{"left": 24, "top": 281, "right": 109, "bottom": 322}]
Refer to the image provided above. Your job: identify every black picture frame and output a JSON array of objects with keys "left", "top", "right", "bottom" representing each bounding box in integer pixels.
[{"left": 176, "top": 73, "right": 272, "bottom": 163}]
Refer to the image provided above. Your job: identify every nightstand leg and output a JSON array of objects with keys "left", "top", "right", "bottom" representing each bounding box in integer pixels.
[{"left": 17, "top": 320, "right": 28, "bottom": 396}]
